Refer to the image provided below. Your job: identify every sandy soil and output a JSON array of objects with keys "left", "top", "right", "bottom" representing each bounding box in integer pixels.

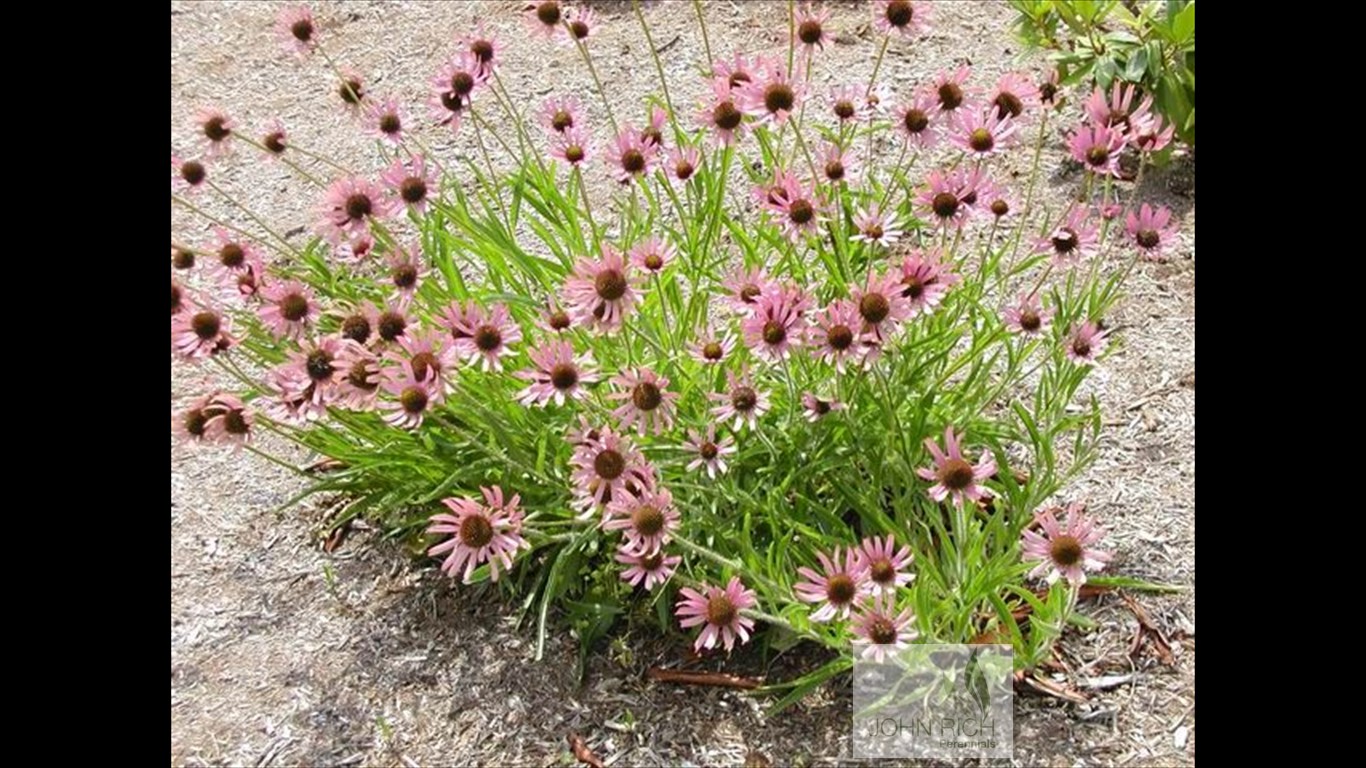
[{"left": 171, "top": 2, "right": 1195, "bottom": 765}]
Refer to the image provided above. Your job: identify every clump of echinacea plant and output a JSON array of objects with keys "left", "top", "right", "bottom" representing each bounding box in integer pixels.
[{"left": 171, "top": 1, "right": 1180, "bottom": 698}]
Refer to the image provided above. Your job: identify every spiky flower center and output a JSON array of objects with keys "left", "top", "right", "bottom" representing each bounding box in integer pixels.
[
  {"left": 305, "top": 349, "right": 335, "bottom": 381},
  {"left": 570, "top": 19, "right": 590, "bottom": 39},
  {"left": 440, "top": 91, "right": 465, "bottom": 113},
  {"left": 184, "top": 408, "right": 209, "bottom": 437},
  {"left": 1051, "top": 228, "right": 1079, "bottom": 254},
  {"left": 827, "top": 324, "right": 854, "bottom": 351},
  {"left": 1072, "top": 337, "right": 1092, "bottom": 357},
  {"left": 762, "top": 321, "right": 787, "bottom": 346},
  {"left": 180, "top": 160, "right": 206, "bottom": 185},
  {"left": 863, "top": 223, "right": 885, "bottom": 241},
  {"left": 459, "top": 513, "right": 494, "bottom": 548},
  {"left": 281, "top": 293, "right": 310, "bottom": 322},
  {"left": 264, "top": 131, "right": 287, "bottom": 154},
  {"left": 632, "top": 505, "right": 666, "bottom": 537},
  {"left": 1049, "top": 534, "right": 1083, "bottom": 567},
  {"left": 222, "top": 410, "right": 249, "bottom": 435},
  {"left": 347, "top": 360, "right": 377, "bottom": 390},
  {"left": 344, "top": 193, "right": 372, "bottom": 221},
  {"left": 1085, "top": 145, "right": 1110, "bottom": 167},
  {"left": 859, "top": 292, "right": 891, "bottom": 324},
  {"left": 474, "top": 324, "right": 502, "bottom": 352},
  {"left": 393, "top": 264, "right": 418, "bottom": 289},
  {"left": 868, "top": 616, "right": 898, "bottom": 644},
  {"left": 825, "top": 159, "right": 846, "bottom": 181},
  {"left": 699, "top": 441, "right": 719, "bottom": 460},
  {"left": 550, "top": 362, "right": 579, "bottom": 390},
  {"left": 1039, "top": 81, "right": 1058, "bottom": 103},
  {"left": 1019, "top": 309, "right": 1041, "bottom": 332},
  {"left": 740, "top": 284, "right": 762, "bottom": 303},
  {"left": 551, "top": 109, "right": 574, "bottom": 132},
  {"left": 339, "top": 78, "right": 364, "bottom": 105},
  {"left": 341, "top": 314, "right": 371, "bottom": 343},
  {"left": 379, "top": 112, "right": 402, "bottom": 135},
  {"left": 870, "top": 558, "right": 895, "bottom": 585},
  {"left": 731, "top": 386, "right": 758, "bottom": 412},
  {"left": 990, "top": 199, "right": 1010, "bottom": 217},
  {"left": 706, "top": 593, "right": 737, "bottom": 626},
  {"left": 932, "top": 192, "right": 960, "bottom": 219},
  {"left": 192, "top": 311, "right": 220, "bottom": 339},
  {"left": 938, "top": 458, "right": 976, "bottom": 490},
  {"left": 535, "top": 1, "right": 562, "bottom": 26},
  {"left": 451, "top": 71, "right": 475, "bottom": 97},
  {"left": 595, "top": 268, "right": 628, "bottom": 301},
  {"left": 937, "top": 82, "right": 964, "bottom": 110},
  {"left": 702, "top": 342, "right": 724, "bottom": 361},
  {"left": 674, "top": 160, "right": 695, "bottom": 179},
  {"left": 640, "top": 552, "right": 665, "bottom": 571},
  {"left": 632, "top": 381, "right": 663, "bottom": 411},
  {"left": 399, "top": 386, "right": 428, "bottom": 414},
  {"left": 728, "top": 71, "right": 752, "bottom": 89},
  {"left": 885, "top": 0, "right": 915, "bottom": 27},
  {"left": 902, "top": 108, "right": 929, "bottom": 134},
  {"left": 594, "top": 449, "right": 626, "bottom": 480},
  {"left": 811, "top": 398, "right": 832, "bottom": 415},
  {"left": 643, "top": 253, "right": 664, "bottom": 271},
  {"left": 1136, "top": 229, "right": 1160, "bottom": 249},
  {"left": 410, "top": 351, "right": 439, "bottom": 382},
  {"left": 834, "top": 99, "right": 856, "bottom": 120},
  {"left": 202, "top": 115, "right": 231, "bottom": 142},
  {"left": 471, "top": 39, "right": 494, "bottom": 63},
  {"left": 765, "top": 83, "right": 796, "bottom": 114},
  {"left": 713, "top": 100, "right": 743, "bottom": 130},
  {"left": 620, "top": 149, "right": 646, "bottom": 174},
  {"left": 969, "top": 127, "right": 994, "bottom": 152},
  {"left": 826, "top": 574, "right": 856, "bottom": 605},
  {"left": 378, "top": 311, "right": 407, "bottom": 341},
  {"left": 798, "top": 19, "right": 824, "bottom": 45},
  {"left": 548, "top": 311, "right": 572, "bottom": 331},
  {"left": 901, "top": 275, "right": 925, "bottom": 299},
  {"left": 996, "top": 90, "right": 1025, "bottom": 118},
  {"left": 173, "top": 248, "right": 195, "bottom": 270},
  {"left": 400, "top": 177, "right": 428, "bottom": 204},
  {"left": 789, "top": 199, "right": 815, "bottom": 225},
  {"left": 564, "top": 144, "right": 585, "bottom": 164},
  {"left": 290, "top": 18, "right": 314, "bottom": 43}
]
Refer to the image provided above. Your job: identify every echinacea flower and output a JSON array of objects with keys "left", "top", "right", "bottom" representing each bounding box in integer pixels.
[
  {"left": 795, "top": 547, "right": 868, "bottom": 622},
  {"left": 1002, "top": 293, "right": 1052, "bottom": 338},
  {"left": 819, "top": 142, "right": 859, "bottom": 185},
  {"left": 930, "top": 65, "right": 972, "bottom": 113},
  {"left": 639, "top": 105, "right": 669, "bottom": 148},
  {"left": 562, "top": 247, "right": 639, "bottom": 332},
  {"left": 1038, "top": 69, "right": 1061, "bottom": 106},
  {"left": 852, "top": 593, "right": 918, "bottom": 662},
  {"left": 608, "top": 129, "right": 658, "bottom": 184},
  {"left": 897, "top": 249, "right": 959, "bottom": 316},
  {"left": 334, "top": 340, "right": 381, "bottom": 410},
  {"left": 458, "top": 24, "right": 500, "bottom": 77},
  {"left": 762, "top": 171, "right": 822, "bottom": 242},
  {"left": 604, "top": 487, "right": 680, "bottom": 556},
  {"left": 737, "top": 57, "right": 803, "bottom": 126},
  {"left": 697, "top": 78, "right": 746, "bottom": 146},
  {"left": 917, "top": 168, "right": 979, "bottom": 230},
  {"left": 380, "top": 362, "right": 438, "bottom": 429},
  {"left": 629, "top": 237, "right": 675, "bottom": 275},
  {"left": 1129, "top": 114, "right": 1175, "bottom": 153},
  {"left": 382, "top": 156, "right": 436, "bottom": 213},
  {"left": 172, "top": 306, "right": 233, "bottom": 360},
  {"left": 277, "top": 6, "right": 317, "bottom": 56},
  {"left": 260, "top": 119, "right": 289, "bottom": 157},
  {"left": 1069, "top": 123, "right": 1125, "bottom": 178},
  {"left": 1085, "top": 82, "right": 1152, "bottom": 135},
  {"left": 538, "top": 301, "right": 575, "bottom": 334},
  {"left": 386, "top": 244, "right": 426, "bottom": 304},
  {"left": 569, "top": 427, "right": 655, "bottom": 510},
  {"left": 742, "top": 284, "right": 809, "bottom": 361},
  {"left": 978, "top": 179, "right": 1017, "bottom": 219},
  {"left": 565, "top": 4, "right": 596, "bottom": 41},
  {"left": 1035, "top": 207, "right": 1100, "bottom": 266},
  {"left": 801, "top": 393, "right": 844, "bottom": 422},
  {"left": 172, "top": 393, "right": 220, "bottom": 444},
  {"left": 208, "top": 229, "right": 262, "bottom": 284},
  {"left": 895, "top": 91, "right": 940, "bottom": 150},
  {"left": 391, "top": 328, "right": 459, "bottom": 392},
  {"left": 373, "top": 303, "right": 411, "bottom": 344},
  {"left": 171, "top": 154, "right": 207, "bottom": 193},
  {"left": 721, "top": 266, "right": 774, "bottom": 315},
  {"left": 539, "top": 96, "right": 585, "bottom": 135},
  {"left": 852, "top": 271, "right": 912, "bottom": 343},
  {"left": 874, "top": 0, "right": 931, "bottom": 38},
  {"left": 258, "top": 280, "right": 318, "bottom": 339},
  {"left": 616, "top": 549, "right": 680, "bottom": 591},
  {"left": 338, "top": 305, "right": 376, "bottom": 344},
  {"left": 851, "top": 207, "right": 904, "bottom": 248},
  {"left": 317, "top": 176, "right": 389, "bottom": 243},
  {"left": 683, "top": 425, "right": 736, "bottom": 479},
  {"left": 271, "top": 336, "right": 346, "bottom": 421},
  {"left": 952, "top": 107, "right": 1017, "bottom": 159},
  {"left": 856, "top": 535, "right": 915, "bottom": 595},
  {"left": 516, "top": 339, "right": 598, "bottom": 406},
  {"left": 690, "top": 327, "right": 736, "bottom": 365},
  {"left": 427, "top": 486, "right": 530, "bottom": 583},
  {"left": 989, "top": 72, "right": 1040, "bottom": 120},
  {"left": 550, "top": 127, "right": 594, "bottom": 168},
  {"left": 524, "top": 1, "right": 564, "bottom": 39},
  {"left": 195, "top": 107, "right": 235, "bottom": 157},
  {"left": 451, "top": 303, "right": 523, "bottom": 371},
  {"left": 808, "top": 300, "right": 866, "bottom": 372},
  {"left": 711, "top": 369, "right": 771, "bottom": 431},
  {"left": 335, "top": 233, "right": 376, "bottom": 263},
  {"left": 364, "top": 97, "right": 406, "bottom": 145},
  {"left": 917, "top": 427, "right": 996, "bottom": 505},
  {"left": 1021, "top": 503, "right": 1113, "bottom": 587},
  {"left": 795, "top": 4, "right": 832, "bottom": 51},
  {"left": 829, "top": 84, "right": 872, "bottom": 124},
  {"left": 712, "top": 52, "right": 757, "bottom": 92},
  {"left": 335, "top": 70, "right": 366, "bottom": 109},
  {"left": 1125, "top": 203, "right": 1177, "bottom": 261},
  {"left": 202, "top": 393, "right": 254, "bottom": 446},
  {"left": 676, "top": 577, "right": 757, "bottom": 653},
  {"left": 1065, "top": 321, "right": 1110, "bottom": 366},
  {"left": 429, "top": 53, "right": 484, "bottom": 132},
  {"left": 171, "top": 247, "right": 195, "bottom": 271},
  {"left": 667, "top": 145, "right": 700, "bottom": 184},
  {"left": 609, "top": 368, "right": 679, "bottom": 435}
]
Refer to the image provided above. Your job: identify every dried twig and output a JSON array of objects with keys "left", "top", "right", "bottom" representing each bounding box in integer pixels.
[
  {"left": 1122, "top": 594, "right": 1175, "bottom": 665},
  {"left": 566, "top": 733, "right": 605, "bottom": 768},
  {"left": 1019, "top": 673, "right": 1090, "bottom": 704},
  {"left": 647, "top": 667, "right": 762, "bottom": 689}
]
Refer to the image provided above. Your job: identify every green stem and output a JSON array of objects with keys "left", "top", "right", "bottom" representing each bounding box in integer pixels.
[{"left": 692, "top": 0, "right": 714, "bottom": 70}]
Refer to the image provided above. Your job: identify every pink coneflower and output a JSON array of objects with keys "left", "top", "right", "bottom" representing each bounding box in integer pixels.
[
  {"left": 457, "top": 23, "right": 501, "bottom": 75},
  {"left": 363, "top": 97, "right": 406, "bottom": 145},
  {"left": 208, "top": 229, "right": 262, "bottom": 284},
  {"left": 1065, "top": 321, "right": 1110, "bottom": 366},
  {"left": 989, "top": 72, "right": 1041, "bottom": 120},
  {"left": 272, "top": 336, "right": 345, "bottom": 421},
  {"left": 608, "top": 130, "right": 658, "bottom": 184},
  {"left": 742, "top": 284, "right": 809, "bottom": 362},
  {"left": 683, "top": 425, "right": 736, "bottom": 479},
  {"left": 1070, "top": 123, "right": 1125, "bottom": 177},
  {"left": 795, "top": 4, "right": 832, "bottom": 51},
  {"left": 539, "top": 96, "right": 585, "bottom": 135},
  {"left": 609, "top": 368, "right": 678, "bottom": 435},
  {"left": 171, "top": 154, "right": 207, "bottom": 193},
  {"left": 1021, "top": 503, "right": 1113, "bottom": 587},
  {"left": 338, "top": 304, "right": 377, "bottom": 345},
  {"left": 737, "top": 57, "right": 803, "bottom": 126},
  {"left": 317, "top": 176, "right": 389, "bottom": 243},
  {"left": 427, "top": 486, "right": 530, "bottom": 583},
  {"left": 640, "top": 105, "right": 669, "bottom": 148},
  {"left": 801, "top": 393, "right": 844, "bottom": 422},
  {"left": 851, "top": 207, "right": 904, "bottom": 249},
  {"left": 1125, "top": 203, "right": 1177, "bottom": 261},
  {"left": 713, "top": 52, "right": 758, "bottom": 92},
  {"left": 808, "top": 299, "right": 864, "bottom": 372},
  {"left": 1130, "top": 114, "right": 1175, "bottom": 153},
  {"left": 874, "top": 0, "right": 931, "bottom": 38},
  {"left": 570, "top": 427, "right": 654, "bottom": 510},
  {"left": 762, "top": 171, "right": 822, "bottom": 242},
  {"left": 277, "top": 6, "right": 317, "bottom": 56},
  {"left": 819, "top": 142, "right": 859, "bottom": 185},
  {"left": 917, "top": 427, "right": 996, "bottom": 506},
  {"left": 721, "top": 266, "right": 774, "bottom": 315},
  {"left": 697, "top": 78, "right": 747, "bottom": 146},
  {"left": 795, "top": 547, "right": 868, "bottom": 622},
  {"left": 171, "top": 277, "right": 187, "bottom": 315},
  {"left": 202, "top": 393, "right": 254, "bottom": 446},
  {"left": 711, "top": 369, "right": 771, "bottom": 431},
  {"left": 1038, "top": 69, "right": 1061, "bottom": 106},
  {"left": 259, "top": 119, "right": 289, "bottom": 158},
  {"left": 952, "top": 107, "right": 1017, "bottom": 159},
  {"left": 335, "top": 233, "right": 376, "bottom": 263},
  {"left": 676, "top": 577, "right": 758, "bottom": 653},
  {"left": 429, "top": 54, "right": 484, "bottom": 133},
  {"left": 258, "top": 280, "right": 317, "bottom": 339},
  {"left": 829, "top": 84, "right": 871, "bottom": 124},
  {"left": 978, "top": 178, "right": 1017, "bottom": 220},
  {"left": 616, "top": 549, "right": 680, "bottom": 591},
  {"left": 194, "top": 107, "right": 235, "bottom": 156},
  {"left": 917, "top": 168, "right": 979, "bottom": 230},
  {"left": 604, "top": 487, "right": 680, "bottom": 556},
  {"left": 336, "top": 70, "right": 367, "bottom": 109},
  {"left": 391, "top": 328, "right": 459, "bottom": 392},
  {"left": 334, "top": 341, "right": 381, "bottom": 410},
  {"left": 1085, "top": 82, "right": 1152, "bottom": 135},
  {"left": 929, "top": 65, "right": 972, "bottom": 113},
  {"left": 852, "top": 593, "right": 918, "bottom": 662},
  {"left": 524, "top": 1, "right": 564, "bottom": 39},
  {"left": 171, "top": 306, "right": 232, "bottom": 361},
  {"left": 852, "top": 272, "right": 911, "bottom": 343},
  {"left": 566, "top": 4, "right": 597, "bottom": 41},
  {"left": 629, "top": 237, "right": 676, "bottom": 275},
  {"left": 1002, "top": 294, "right": 1053, "bottom": 338},
  {"left": 172, "top": 393, "right": 219, "bottom": 444},
  {"left": 894, "top": 91, "right": 940, "bottom": 150},
  {"left": 667, "top": 145, "right": 700, "bottom": 184},
  {"left": 690, "top": 327, "right": 737, "bottom": 365},
  {"left": 1035, "top": 207, "right": 1100, "bottom": 266},
  {"left": 562, "top": 247, "right": 638, "bottom": 332},
  {"left": 374, "top": 303, "right": 411, "bottom": 343},
  {"left": 171, "top": 246, "right": 195, "bottom": 271},
  {"left": 856, "top": 535, "right": 914, "bottom": 595},
  {"left": 898, "top": 249, "right": 959, "bottom": 317},
  {"left": 382, "top": 156, "right": 436, "bottom": 214},
  {"left": 538, "top": 301, "right": 575, "bottom": 334},
  {"left": 380, "top": 362, "right": 438, "bottom": 429},
  {"left": 386, "top": 244, "right": 426, "bottom": 305},
  {"left": 550, "top": 127, "right": 594, "bottom": 168},
  {"left": 1099, "top": 202, "right": 1124, "bottom": 221},
  {"left": 516, "top": 339, "right": 598, "bottom": 406},
  {"left": 451, "top": 303, "right": 522, "bottom": 371}
]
